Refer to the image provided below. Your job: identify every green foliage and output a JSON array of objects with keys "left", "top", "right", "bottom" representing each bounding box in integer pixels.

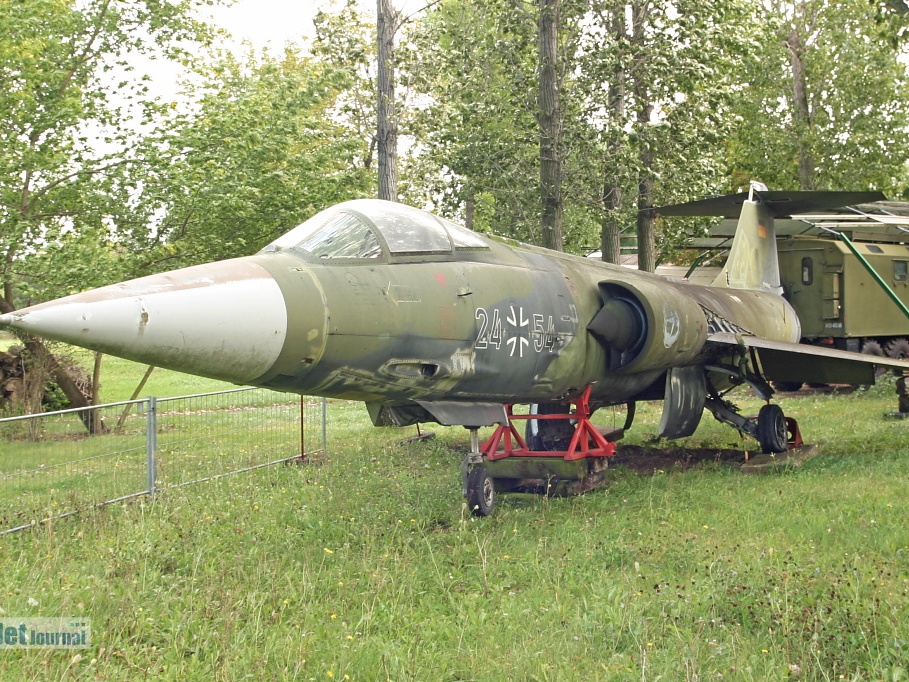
[
  {"left": 133, "top": 47, "right": 374, "bottom": 269},
  {"left": 4, "top": 0, "right": 909, "bottom": 296},
  {"left": 571, "top": 0, "right": 753, "bottom": 256},
  {"left": 312, "top": 0, "right": 379, "bottom": 172},
  {"left": 40, "top": 382, "right": 70, "bottom": 412},
  {"left": 403, "top": 0, "right": 756, "bottom": 256},
  {"left": 14, "top": 226, "right": 139, "bottom": 306},
  {"left": 0, "top": 0, "right": 219, "bottom": 309},
  {"left": 726, "top": 0, "right": 909, "bottom": 194},
  {"left": 402, "top": 0, "right": 548, "bottom": 243}
]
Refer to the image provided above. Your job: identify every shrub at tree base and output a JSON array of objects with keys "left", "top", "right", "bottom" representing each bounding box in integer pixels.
[{"left": 0, "top": 346, "right": 90, "bottom": 414}]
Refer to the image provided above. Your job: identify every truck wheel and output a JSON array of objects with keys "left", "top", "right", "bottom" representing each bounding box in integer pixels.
[
  {"left": 886, "top": 338, "right": 909, "bottom": 360},
  {"left": 861, "top": 340, "right": 884, "bottom": 357},
  {"left": 861, "top": 340, "right": 889, "bottom": 379}
]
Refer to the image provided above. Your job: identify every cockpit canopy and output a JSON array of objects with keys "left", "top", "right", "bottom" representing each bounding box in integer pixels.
[{"left": 262, "top": 199, "right": 489, "bottom": 261}]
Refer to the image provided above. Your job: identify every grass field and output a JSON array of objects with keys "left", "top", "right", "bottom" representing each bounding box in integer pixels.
[{"left": 1, "top": 337, "right": 909, "bottom": 680}]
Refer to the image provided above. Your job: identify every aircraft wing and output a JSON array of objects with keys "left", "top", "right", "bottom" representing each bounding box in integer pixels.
[
  {"left": 707, "top": 332, "right": 909, "bottom": 386},
  {"left": 654, "top": 191, "right": 888, "bottom": 218}
]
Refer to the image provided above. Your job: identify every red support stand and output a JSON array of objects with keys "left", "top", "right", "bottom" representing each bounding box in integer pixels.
[{"left": 480, "top": 386, "right": 617, "bottom": 462}]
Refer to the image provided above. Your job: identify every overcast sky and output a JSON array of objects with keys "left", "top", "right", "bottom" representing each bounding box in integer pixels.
[
  {"left": 138, "top": 2, "right": 425, "bottom": 110},
  {"left": 203, "top": 0, "right": 426, "bottom": 51},
  {"left": 204, "top": 0, "right": 327, "bottom": 49},
  {"left": 142, "top": 1, "right": 360, "bottom": 102}
]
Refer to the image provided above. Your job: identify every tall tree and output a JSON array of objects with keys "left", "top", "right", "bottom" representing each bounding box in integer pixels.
[
  {"left": 727, "top": 0, "right": 909, "bottom": 193},
  {"left": 404, "top": 0, "right": 536, "bottom": 237},
  {"left": 0, "top": 0, "right": 217, "bottom": 419},
  {"left": 597, "top": 5, "right": 628, "bottom": 265},
  {"left": 575, "top": 0, "right": 749, "bottom": 268},
  {"left": 630, "top": 1, "right": 656, "bottom": 272},
  {"left": 538, "top": 0, "right": 564, "bottom": 250},
  {"left": 404, "top": 0, "right": 594, "bottom": 248}
]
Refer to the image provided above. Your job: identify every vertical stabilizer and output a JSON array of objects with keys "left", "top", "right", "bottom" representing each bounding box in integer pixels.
[{"left": 711, "top": 187, "right": 782, "bottom": 294}]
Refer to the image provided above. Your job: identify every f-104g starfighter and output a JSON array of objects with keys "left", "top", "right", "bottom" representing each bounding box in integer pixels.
[{"left": 3, "top": 186, "right": 908, "bottom": 514}]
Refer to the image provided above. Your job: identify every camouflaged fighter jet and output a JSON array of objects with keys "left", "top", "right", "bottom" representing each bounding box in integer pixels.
[{"left": 3, "top": 185, "right": 909, "bottom": 514}]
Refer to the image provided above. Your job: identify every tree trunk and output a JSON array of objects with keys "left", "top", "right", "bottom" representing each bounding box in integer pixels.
[
  {"left": 787, "top": 26, "right": 816, "bottom": 190},
  {"left": 538, "top": 0, "right": 563, "bottom": 251},
  {"left": 23, "top": 338, "right": 108, "bottom": 434},
  {"left": 377, "top": 0, "right": 398, "bottom": 201},
  {"left": 632, "top": 2, "right": 656, "bottom": 273},
  {"left": 601, "top": 184, "right": 623, "bottom": 264},
  {"left": 600, "top": 6, "right": 626, "bottom": 265},
  {"left": 635, "top": 167, "right": 656, "bottom": 273}
]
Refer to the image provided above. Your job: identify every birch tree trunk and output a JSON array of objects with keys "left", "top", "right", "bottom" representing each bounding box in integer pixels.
[
  {"left": 538, "top": 0, "right": 563, "bottom": 251},
  {"left": 377, "top": 0, "right": 399, "bottom": 201}
]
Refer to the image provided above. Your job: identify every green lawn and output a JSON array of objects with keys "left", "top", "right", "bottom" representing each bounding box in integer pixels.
[{"left": 0, "top": 366, "right": 907, "bottom": 680}]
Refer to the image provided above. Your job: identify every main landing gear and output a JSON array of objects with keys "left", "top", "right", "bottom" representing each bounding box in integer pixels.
[
  {"left": 705, "top": 396, "right": 802, "bottom": 454},
  {"left": 462, "top": 386, "right": 619, "bottom": 517}
]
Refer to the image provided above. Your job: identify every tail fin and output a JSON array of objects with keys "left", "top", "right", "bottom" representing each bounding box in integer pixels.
[
  {"left": 653, "top": 184, "right": 887, "bottom": 292},
  {"left": 711, "top": 184, "right": 782, "bottom": 294}
]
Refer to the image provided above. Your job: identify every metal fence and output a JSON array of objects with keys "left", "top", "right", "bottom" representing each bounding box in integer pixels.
[{"left": 0, "top": 388, "right": 326, "bottom": 534}]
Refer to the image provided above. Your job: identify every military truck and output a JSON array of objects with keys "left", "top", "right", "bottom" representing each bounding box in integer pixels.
[{"left": 778, "top": 237, "right": 909, "bottom": 357}]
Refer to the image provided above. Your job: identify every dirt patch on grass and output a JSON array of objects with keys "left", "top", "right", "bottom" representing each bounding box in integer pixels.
[
  {"left": 611, "top": 444, "right": 746, "bottom": 475},
  {"left": 776, "top": 383, "right": 859, "bottom": 395}
]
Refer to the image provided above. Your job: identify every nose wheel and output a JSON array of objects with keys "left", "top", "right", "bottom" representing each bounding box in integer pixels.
[{"left": 466, "top": 466, "right": 495, "bottom": 516}]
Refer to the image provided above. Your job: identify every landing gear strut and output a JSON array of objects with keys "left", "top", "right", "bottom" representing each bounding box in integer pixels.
[
  {"left": 705, "top": 396, "right": 802, "bottom": 453},
  {"left": 462, "top": 427, "right": 492, "bottom": 516}
]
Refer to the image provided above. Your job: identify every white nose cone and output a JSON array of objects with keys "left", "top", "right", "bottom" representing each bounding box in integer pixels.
[{"left": 0, "top": 258, "right": 287, "bottom": 384}]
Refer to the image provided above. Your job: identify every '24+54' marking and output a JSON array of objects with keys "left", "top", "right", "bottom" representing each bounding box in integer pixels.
[{"left": 474, "top": 305, "right": 557, "bottom": 358}]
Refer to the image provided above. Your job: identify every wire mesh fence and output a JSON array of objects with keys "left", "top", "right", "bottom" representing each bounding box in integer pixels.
[{"left": 0, "top": 388, "right": 326, "bottom": 534}]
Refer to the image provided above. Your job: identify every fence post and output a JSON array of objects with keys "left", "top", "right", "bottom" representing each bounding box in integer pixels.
[
  {"left": 147, "top": 397, "right": 157, "bottom": 500},
  {"left": 300, "top": 396, "right": 306, "bottom": 459},
  {"left": 321, "top": 397, "right": 327, "bottom": 451}
]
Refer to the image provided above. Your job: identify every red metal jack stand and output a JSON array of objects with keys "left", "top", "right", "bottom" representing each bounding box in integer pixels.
[{"left": 480, "top": 386, "right": 617, "bottom": 462}]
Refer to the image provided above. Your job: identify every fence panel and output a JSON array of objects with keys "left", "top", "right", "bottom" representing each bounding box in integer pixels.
[
  {"left": 0, "top": 389, "right": 326, "bottom": 534},
  {"left": 152, "top": 389, "right": 319, "bottom": 491},
  {"left": 0, "top": 401, "right": 149, "bottom": 532}
]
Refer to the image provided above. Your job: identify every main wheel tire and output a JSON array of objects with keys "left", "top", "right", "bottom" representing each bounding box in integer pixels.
[
  {"left": 466, "top": 467, "right": 495, "bottom": 516},
  {"left": 757, "top": 404, "right": 788, "bottom": 454},
  {"left": 886, "top": 338, "right": 909, "bottom": 360},
  {"left": 524, "top": 402, "right": 574, "bottom": 451}
]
